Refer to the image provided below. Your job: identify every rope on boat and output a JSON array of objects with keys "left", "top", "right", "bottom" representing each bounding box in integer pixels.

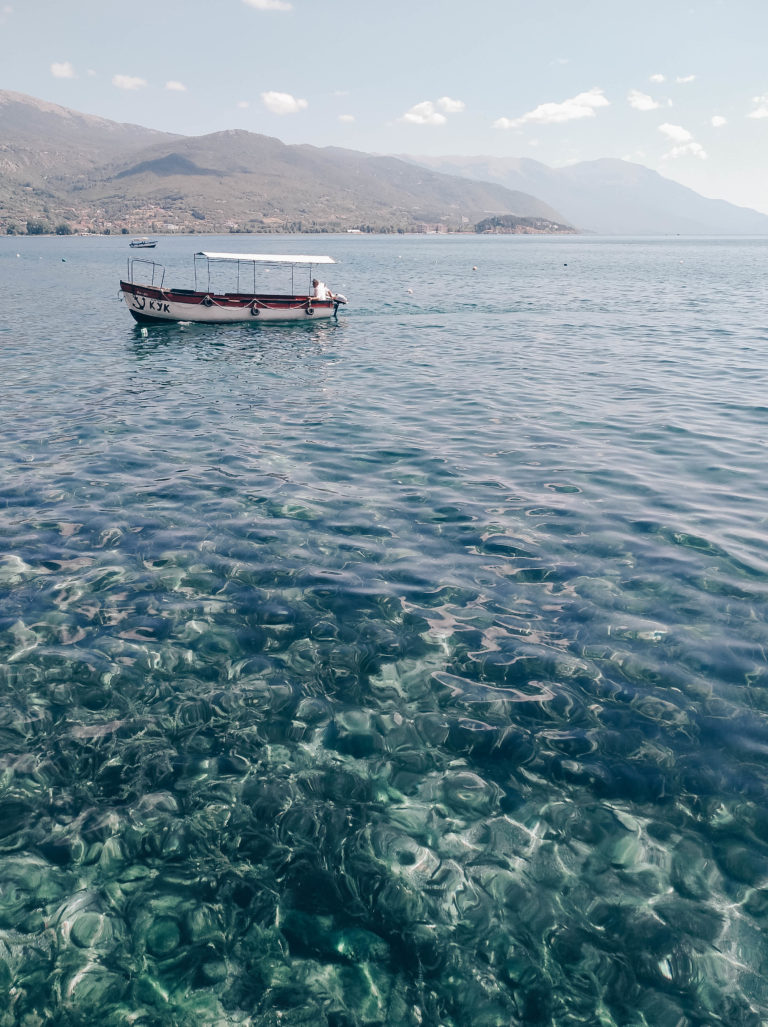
[{"left": 189, "top": 294, "right": 332, "bottom": 317}]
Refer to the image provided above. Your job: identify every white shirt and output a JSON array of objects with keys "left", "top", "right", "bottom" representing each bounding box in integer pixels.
[{"left": 312, "top": 281, "right": 331, "bottom": 301}]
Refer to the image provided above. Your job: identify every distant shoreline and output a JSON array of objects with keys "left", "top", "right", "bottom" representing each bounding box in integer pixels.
[{"left": 4, "top": 223, "right": 579, "bottom": 239}]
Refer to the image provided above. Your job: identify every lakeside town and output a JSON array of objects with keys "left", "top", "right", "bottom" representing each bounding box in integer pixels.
[{"left": 3, "top": 202, "right": 575, "bottom": 237}]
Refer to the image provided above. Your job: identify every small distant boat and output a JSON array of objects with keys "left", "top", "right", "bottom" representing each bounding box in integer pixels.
[
  {"left": 120, "top": 251, "right": 347, "bottom": 325},
  {"left": 129, "top": 237, "right": 157, "bottom": 249}
]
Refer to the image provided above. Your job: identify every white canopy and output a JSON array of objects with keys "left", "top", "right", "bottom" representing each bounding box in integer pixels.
[{"left": 195, "top": 252, "right": 336, "bottom": 264}]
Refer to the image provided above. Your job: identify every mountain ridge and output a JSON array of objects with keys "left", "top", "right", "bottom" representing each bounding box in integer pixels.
[
  {"left": 2, "top": 90, "right": 765, "bottom": 236},
  {"left": 397, "top": 153, "right": 768, "bottom": 235},
  {"left": 0, "top": 91, "right": 570, "bottom": 235}
]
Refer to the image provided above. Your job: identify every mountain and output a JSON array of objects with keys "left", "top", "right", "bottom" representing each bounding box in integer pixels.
[
  {"left": 398, "top": 154, "right": 768, "bottom": 235},
  {"left": 9, "top": 89, "right": 761, "bottom": 237},
  {"left": 0, "top": 90, "right": 179, "bottom": 181},
  {"left": 89, "top": 130, "right": 571, "bottom": 230},
  {"left": 0, "top": 91, "right": 570, "bottom": 234}
]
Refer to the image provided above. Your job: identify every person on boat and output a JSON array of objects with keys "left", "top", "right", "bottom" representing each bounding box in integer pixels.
[{"left": 312, "top": 278, "right": 334, "bottom": 301}]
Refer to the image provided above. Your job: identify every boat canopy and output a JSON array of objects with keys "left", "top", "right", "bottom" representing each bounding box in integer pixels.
[{"left": 195, "top": 252, "right": 336, "bottom": 264}]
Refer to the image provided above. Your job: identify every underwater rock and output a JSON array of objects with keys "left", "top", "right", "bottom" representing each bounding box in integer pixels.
[
  {"left": 0, "top": 799, "right": 35, "bottom": 845},
  {"left": 68, "top": 912, "right": 116, "bottom": 950},
  {"left": 653, "top": 895, "right": 724, "bottom": 945},
  {"left": 716, "top": 842, "right": 768, "bottom": 887},
  {"left": 324, "top": 711, "right": 386, "bottom": 758},
  {"left": 441, "top": 771, "right": 501, "bottom": 817},
  {"left": 146, "top": 916, "right": 181, "bottom": 958},
  {"left": 0, "top": 557, "right": 42, "bottom": 585},
  {"left": 64, "top": 964, "right": 127, "bottom": 1010}
]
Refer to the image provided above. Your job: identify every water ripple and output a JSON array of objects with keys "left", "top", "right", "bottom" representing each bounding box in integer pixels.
[{"left": 2, "top": 234, "right": 768, "bottom": 1023}]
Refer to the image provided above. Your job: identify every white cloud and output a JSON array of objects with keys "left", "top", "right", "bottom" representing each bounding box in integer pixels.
[
  {"left": 51, "top": 61, "right": 76, "bottom": 79},
  {"left": 401, "top": 97, "right": 465, "bottom": 125},
  {"left": 113, "top": 74, "right": 147, "bottom": 91},
  {"left": 402, "top": 101, "right": 446, "bottom": 125},
  {"left": 339, "top": 114, "right": 355, "bottom": 123},
  {"left": 437, "top": 96, "right": 465, "bottom": 114},
  {"left": 748, "top": 95, "right": 768, "bottom": 119},
  {"left": 676, "top": 74, "right": 696, "bottom": 84},
  {"left": 659, "top": 123, "right": 706, "bottom": 159},
  {"left": 650, "top": 73, "right": 665, "bottom": 83},
  {"left": 165, "top": 81, "right": 187, "bottom": 92},
  {"left": 261, "top": 91, "right": 307, "bottom": 114},
  {"left": 494, "top": 87, "right": 609, "bottom": 129},
  {"left": 627, "top": 89, "right": 661, "bottom": 111},
  {"left": 659, "top": 123, "right": 693, "bottom": 144},
  {"left": 237, "top": 100, "right": 250, "bottom": 109},
  {"left": 243, "top": 0, "right": 292, "bottom": 9},
  {"left": 87, "top": 69, "right": 97, "bottom": 77},
  {"left": 667, "top": 142, "right": 706, "bottom": 158},
  {"left": 711, "top": 115, "right": 726, "bottom": 127}
]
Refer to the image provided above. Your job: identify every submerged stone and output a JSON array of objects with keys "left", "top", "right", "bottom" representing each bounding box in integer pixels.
[{"left": 146, "top": 917, "right": 181, "bottom": 958}]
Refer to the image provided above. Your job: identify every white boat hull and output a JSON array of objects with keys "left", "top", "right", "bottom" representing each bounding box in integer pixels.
[{"left": 120, "top": 281, "right": 341, "bottom": 324}]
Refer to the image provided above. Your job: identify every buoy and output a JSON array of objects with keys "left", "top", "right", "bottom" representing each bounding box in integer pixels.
[
  {"left": 61, "top": 258, "right": 66, "bottom": 262},
  {"left": 406, "top": 288, "right": 413, "bottom": 294},
  {"left": 472, "top": 266, "right": 478, "bottom": 271}
]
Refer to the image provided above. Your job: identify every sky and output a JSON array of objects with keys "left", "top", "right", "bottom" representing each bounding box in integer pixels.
[{"left": 4, "top": 0, "right": 768, "bottom": 213}]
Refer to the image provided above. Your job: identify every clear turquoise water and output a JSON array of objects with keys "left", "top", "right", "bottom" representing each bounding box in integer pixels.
[{"left": 2, "top": 233, "right": 768, "bottom": 1025}]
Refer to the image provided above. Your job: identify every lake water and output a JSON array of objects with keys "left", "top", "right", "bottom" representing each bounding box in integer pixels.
[{"left": 2, "top": 233, "right": 768, "bottom": 1025}]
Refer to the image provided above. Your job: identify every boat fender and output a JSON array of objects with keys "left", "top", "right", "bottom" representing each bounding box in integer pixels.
[
  {"left": 306, "top": 306, "right": 315, "bottom": 316},
  {"left": 250, "top": 302, "right": 260, "bottom": 316},
  {"left": 202, "top": 295, "right": 214, "bottom": 307}
]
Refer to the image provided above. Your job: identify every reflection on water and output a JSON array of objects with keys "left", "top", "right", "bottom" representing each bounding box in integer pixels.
[{"left": 1, "top": 234, "right": 768, "bottom": 1024}]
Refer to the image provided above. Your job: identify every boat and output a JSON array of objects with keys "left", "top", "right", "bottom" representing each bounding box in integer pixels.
[
  {"left": 129, "top": 237, "right": 157, "bottom": 249},
  {"left": 119, "top": 251, "right": 348, "bottom": 325}
]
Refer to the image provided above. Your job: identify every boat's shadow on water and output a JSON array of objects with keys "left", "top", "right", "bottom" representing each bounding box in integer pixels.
[{"left": 128, "top": 316, "right": 343, "bottom": 360}]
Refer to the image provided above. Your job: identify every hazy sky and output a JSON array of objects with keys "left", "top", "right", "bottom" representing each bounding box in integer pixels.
[{"left": 4, "top": 0, "right": 768, "bottom": 213}]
